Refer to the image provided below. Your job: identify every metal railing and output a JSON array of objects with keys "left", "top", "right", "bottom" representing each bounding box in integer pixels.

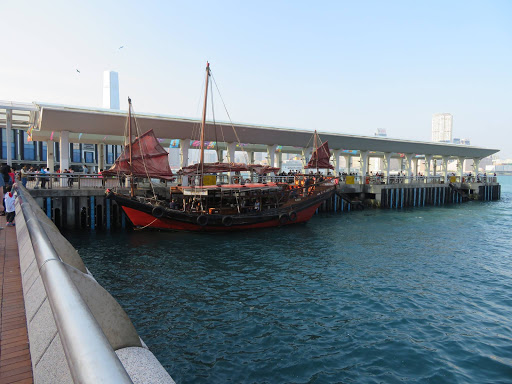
[
  {"left": 19, "top": 172, "right": 497, "bottom": 190},
  {"left": 16, "top": 184, "right": 133, "bottom": 384}
]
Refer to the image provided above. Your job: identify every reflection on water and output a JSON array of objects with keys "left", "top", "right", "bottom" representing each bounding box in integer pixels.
[{"left": 65, "top": 176, "right": 512, "bottom": 383}]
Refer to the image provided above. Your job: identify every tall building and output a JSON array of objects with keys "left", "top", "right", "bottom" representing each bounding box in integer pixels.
[
  {"left": 431, "top": 113, "right": 453, "bottom": 143},
  {"left": 103, "top": 71, "right": 120, "bottom": 109}
]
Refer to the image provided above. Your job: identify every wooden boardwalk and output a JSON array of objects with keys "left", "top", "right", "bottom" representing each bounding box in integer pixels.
[{"left": 0, "top": 216, "right": 33, "bottom": 384}]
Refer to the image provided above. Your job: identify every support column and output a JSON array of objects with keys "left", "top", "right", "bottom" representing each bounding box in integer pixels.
[
  {"left": 46, "top": 141, "right": 55, "bottom": 171},
  {"left": 359, "top": 151, "right": 368, "bottom": 184},
  {"left": 6, "top": 110, "right": 12, "bottom": 166},
  {"left": 249, "top": 151, "right": 255, "bottom": 164},
  {"left": 60, "top": 131, "right": 70, "bottom": 187},
  {"left": 457, "top": 157, "right": 465, "bottom": 182},
  {"left": 267, "top": 144, "right": 278, "bottom": 167},
  {"left": 276, "top": 152, "right": 283, "bottom": 169},
  {"left": 473, "top": 158, "right": 481, "bottom": 176},
  {"left": 383, "top": 152, "right": 392, "bottom": 183},
  {"left": 227, "top": 142, "right": 236, "bottom": 163},
  {"left": 424, "top": 154, "right": 433, "bottom": 179},
  {"left": 217, "top": 148, "right": 224, "bottom": 163},
  {"left": 180, "top": 139, "right": 189, "bottom": 186},
  {"left": 344, "top": 155, "right": 352, "bottom": 173},
  {"left": 98, "top": 144, "right": 105, "bottom": 172},
  {"left": 333, "top": 149, "right": 342, "bottom": 174},
  {"left": 180, "top": 139, "right": 189, "bottom": 168},
  {"left": 442, "top": 156, "right": 449, "bottom": 182},
  {"left": 413, "top": 158, "right": 419, "bottom": 176},
  {"left": 404, "top": 153, "right": 413, "bottom": 183}
]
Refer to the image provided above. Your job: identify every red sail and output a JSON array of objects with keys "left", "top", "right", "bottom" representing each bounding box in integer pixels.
[
  {"left": 305, "top": 141, "right": 334, "bottom": 169},
  {"left": 103, "top": 130, "right": 174, "bottom": 179}
]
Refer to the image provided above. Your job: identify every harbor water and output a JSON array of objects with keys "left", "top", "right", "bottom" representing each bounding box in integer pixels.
[{"left": 65, "top": 176, "right": 512, "bottom": 384}]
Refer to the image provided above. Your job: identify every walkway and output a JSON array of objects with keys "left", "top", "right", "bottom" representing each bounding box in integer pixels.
[{"left": 0, "top": 216, "right": 33, "bottom": 384}]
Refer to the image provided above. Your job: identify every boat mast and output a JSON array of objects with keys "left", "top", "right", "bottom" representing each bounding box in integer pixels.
[
  {"left": 128, "top": 97, "right": 135, "bottom": 197},
  {"left": 199, "top": 62, "right": 210, "bottom": 186},
  {"left": 314, "top": 130, "right": 318, "bottom": 172}
]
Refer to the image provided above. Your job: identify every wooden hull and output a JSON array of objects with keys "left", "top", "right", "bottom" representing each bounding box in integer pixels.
[
  {"left": 110, "top": 186, "right": 334, "bottom": 232},
  {"left": 122, "top": 203, "right": 322, "bottom": 231}
]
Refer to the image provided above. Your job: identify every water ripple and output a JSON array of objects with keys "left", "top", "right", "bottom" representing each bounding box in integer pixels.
[{"left": 67, "top": 176, "right": 512, "bottom": 383}]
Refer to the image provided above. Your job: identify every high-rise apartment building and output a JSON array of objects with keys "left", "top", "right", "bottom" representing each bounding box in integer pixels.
[
  {"left": 103, "top": 71, "right": 120, "bottom": 109},
  {"left": 431, "top": 113, "right": 453, "bottom": 143}
]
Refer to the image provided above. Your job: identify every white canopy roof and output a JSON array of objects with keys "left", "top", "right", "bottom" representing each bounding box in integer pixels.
[{"left": 3, "top": 101, "right": 500, "bottom": 159}]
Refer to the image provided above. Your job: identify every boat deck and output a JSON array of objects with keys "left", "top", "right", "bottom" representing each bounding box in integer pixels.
[{"left": 0, "top": 216, "right": 33, "bottom": 384}]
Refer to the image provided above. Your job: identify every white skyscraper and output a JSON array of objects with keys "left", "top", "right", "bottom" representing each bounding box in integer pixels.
[
  {"left": 103, "top": 70, "right": 120, "bottom": 109},
  {"left": 431, "top": 113, "right": 453, "bottom": 143}
]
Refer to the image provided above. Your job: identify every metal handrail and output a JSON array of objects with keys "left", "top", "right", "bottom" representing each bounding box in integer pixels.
[{"left": 16, "top": 185, "right": 133, "bottom": 384}]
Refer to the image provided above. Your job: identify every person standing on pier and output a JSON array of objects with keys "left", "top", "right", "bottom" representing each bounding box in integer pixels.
[
  {"left": 4, "top": 185, "right": 15, "bottom": 226},
  {"left": 21, "top": 166, "right": 28, "bottom": 188},
  {"left": 0, "top": 168, "right": 5, "bottom": 216},
  {"left": 40, "top": 167, "right": 48, "bottom": 189}
]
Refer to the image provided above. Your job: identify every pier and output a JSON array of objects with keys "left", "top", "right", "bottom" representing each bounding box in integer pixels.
[
  {"left": 19, "top": 173, "right": 501, "bottom": 230},
  {"left": 0, "top": 185, "right": 175, "bottom": 383}
]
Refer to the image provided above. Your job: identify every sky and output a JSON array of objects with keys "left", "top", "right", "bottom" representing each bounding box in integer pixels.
[{"left": 1, "top": 0, "right": 511, "bottom": 157}]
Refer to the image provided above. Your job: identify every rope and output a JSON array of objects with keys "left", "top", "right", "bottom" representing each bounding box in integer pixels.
[
  {"left": 211, "top": 71, "right": 247, "bottom": 171},
  {"left": 133, "top": 218, "right": 158, "bottom": 230},
  {"left": 130, "top": 105, "right": 157, "bottom": 199}
]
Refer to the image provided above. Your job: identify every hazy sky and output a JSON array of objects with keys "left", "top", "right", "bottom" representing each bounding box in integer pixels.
[{"left": 1, "top": 1, "right": 511, "bottom": 157}]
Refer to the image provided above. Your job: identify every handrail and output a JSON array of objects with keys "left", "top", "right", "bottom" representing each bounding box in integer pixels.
[{"left": 15, "top": 184, "right": 133, "bottom": 384}]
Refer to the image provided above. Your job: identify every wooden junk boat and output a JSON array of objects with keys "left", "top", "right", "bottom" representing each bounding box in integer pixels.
[{"left": 105, "top": 63, "right": 336, "bottom": 231}]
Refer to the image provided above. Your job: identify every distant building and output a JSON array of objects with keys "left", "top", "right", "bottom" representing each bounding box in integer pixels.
[
  {"left": 103, "top": 70, "right": 120, "bottom": 110},
  {"left": 452, "top": 138, "right": 461, "bottom": 145},
  {"left": 432, "top": 113, "right": 453, "bottom": 143},
  {"left": 374, "top": 128, "right": 387, "bottom": 137},
  {"left": 460, "top": 138, "right": 470, "bottom": 145},
  {"left": 168, "top": 147, "right": 180, "bottom": 167}
]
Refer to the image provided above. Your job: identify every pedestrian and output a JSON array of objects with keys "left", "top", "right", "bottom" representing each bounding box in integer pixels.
[
  {"left": 40, "top": 167, "right": 48, "bottom": 189},
  {"left": 4, "top": 185, "right": 15, "bottom": 226},
  {"left": 0, "top": 167, "right": 5, "bottom": 216},
  {"left": 21, "top": 166, "right": 28, "bottom": 188}
]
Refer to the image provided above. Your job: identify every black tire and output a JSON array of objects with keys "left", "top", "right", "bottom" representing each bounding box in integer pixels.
[
  {"left": 152, "top": 206, "right": 165, "bottom": 218},
  {"left": 222, "top": 216, "right": 233, "bottom": 227},
  {"left": 279, "top": 214, "right": 289, "bottom": 225},
  {"left": 197, "top": 215, "right": 208, "bottom": 226},
  {"left": 289, "top": 211, "right": 297, "bottom": 222}
]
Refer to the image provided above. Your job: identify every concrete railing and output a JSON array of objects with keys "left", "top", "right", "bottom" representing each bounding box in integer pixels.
[{"left": 15, "top": 184, "right": 175, "bottom": 383}]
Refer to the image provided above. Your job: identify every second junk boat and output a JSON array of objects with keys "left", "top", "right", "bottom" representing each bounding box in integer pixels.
[{"left": 106, "top": 62, "right": 336, "bottom": 231}]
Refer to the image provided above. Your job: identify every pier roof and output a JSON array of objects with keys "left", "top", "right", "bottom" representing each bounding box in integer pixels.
[{"left": 3, "top": 101, "right": 500, "bottom": 159}]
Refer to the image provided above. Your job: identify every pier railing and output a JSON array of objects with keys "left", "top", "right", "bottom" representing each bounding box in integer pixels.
[
  {"left": 20, "top": 172, "right": 498, "bottom": 191},
  {"left": 16, "top": 185, "right": 134, "bottom": 383}
]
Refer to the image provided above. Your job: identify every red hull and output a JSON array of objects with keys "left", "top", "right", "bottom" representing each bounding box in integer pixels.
[{"left": 122, "top": 203, "right": 322, "bottom": 231}]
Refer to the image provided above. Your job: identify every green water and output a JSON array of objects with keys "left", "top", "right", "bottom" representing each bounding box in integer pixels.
[{"left": 65, "top": 176, "right": 512, "bottom": 383}]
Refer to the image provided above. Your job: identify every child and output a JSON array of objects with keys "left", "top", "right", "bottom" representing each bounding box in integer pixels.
[{"left": 4, "top": 185, "right": 15, "bottom": 227}]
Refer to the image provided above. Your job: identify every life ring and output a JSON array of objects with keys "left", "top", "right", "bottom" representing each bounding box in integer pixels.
[
  {"left": 245, "top": 179, "right": 251, "bottom": 183},
  {"left": 197, "top": 215, "right": 208, "bottom": 226},
  {"left": 152, "top": 206, "right": 165, "bottom": 218},
  {"left": 233, "top": 176, "right": 240, "bottom": 184},
  {"left": 289, "top": 211, "right": 297, "bottom": 222},
  {"left": 279, "top": 214, "right": 289, "bottom": 225},
  {"left": 222, "top": 216, "right": 233, "bottom": 227}
]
